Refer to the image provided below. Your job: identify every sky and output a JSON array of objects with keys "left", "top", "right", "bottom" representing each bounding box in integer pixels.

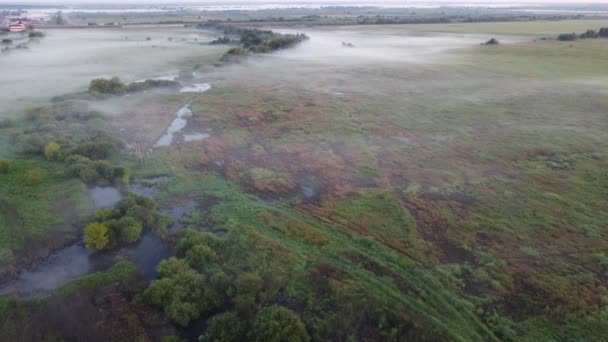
[{"left": 2, "top": 0, "right": 608, "bottom": 6}]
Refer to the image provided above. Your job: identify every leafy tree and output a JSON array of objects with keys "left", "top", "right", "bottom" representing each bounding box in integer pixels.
[
  {"left": 116, "top": 216, "right": 143, "bottom": 243},
  {"left": 157, "top": 257, "right": 191, "bottom": 279},
  {"left": 580, "top": 29, "right": 598, "bottom": 39},
  {"left": 26, "top": 168, "right": 43, "bottom": 185},
  {"left": 234, "top": 273, "right": 263, "bottom": 314},
  {"left": 20, "top": 133, "right": 44, "bottom": 154},
  {"left": 186, "top": 244, "right": 218, "bottom": 269},
  {"left": 248, "top": 306, "right": 310, "bottom": 342},
  {"left": 220, "top": 48, "right": 248, "bottom": 62},
  {"left": 0, "top": 160, "right": 11, "bottom": 174},
  {"left": 142, "top": 258, "right": 212, "bottom": 326},
  {"left": 44, "top": 141, "right": 61, "bottom": 160},
  {"left": 84, "top": 222, "right": 110, "bottom": 250},
  {"left": 166, "top": 301, "right": 200, "bottom": 327},
  {"left": 200, "top": 311, "right": 243, "bottom": 342}
]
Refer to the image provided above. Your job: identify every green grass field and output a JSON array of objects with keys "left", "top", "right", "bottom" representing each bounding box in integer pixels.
[
  {"left": 0, "top": 158, "right": 92, "bottom": 264},
  {"left": 396, "top": 19, "right": 608, "bottom": 35}
]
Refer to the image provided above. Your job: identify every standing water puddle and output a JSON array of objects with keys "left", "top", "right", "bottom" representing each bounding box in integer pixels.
[
  {"left": 90, "top": 186, "right": 123, "bottom": 208},
  {"left": 154, "top": 83, "right": 211, "bottom": 148},
  {"left": 161, "top": 200, "right": 198, "bottom": 234},
  {"left": 154, "top": 105, "right": 193, "bottom": 148},
  {"left": 125, "top": 233, "right": 172, "bottom": 281},
  {"left": 180, "top": 83, "right": 211, "bottom": 93},
  {"left": 0, "top": 243, "right": 94, "bottom": 296},
  {"left": 183, "top": 132, "right": 210, "bottom": 142}
]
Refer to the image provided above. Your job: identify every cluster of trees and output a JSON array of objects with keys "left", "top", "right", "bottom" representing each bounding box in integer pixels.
[
  {"left": 90, "top": 77, "right": 181, "bottom": 95},
  {"left": 8, "top": 101, "right": 129, "bottom": 187},
  {"left": 89, "top": 77, "right": 128, "bottom": 95},
  {"left": 66, "top": 155, "right": 130, "bottom": 184},
  {"left": 201, "top": 25, "right": 308, "bottom": 62},
  {"left": 558, "top": 27, "right": 608, "bottom": 41},
  {"left": 140, "top": 229, "right": 310, "bottom": 340},
  {"left": 203, "top": 306, "right": 309, "bottom": 342},
  {"left": 484, "top": 38, "right": 499, "bottom": 45},
  {"left": 84, "top": 195, "right": 172, "bottom": 250},
  {"left": 251, "top": 34, "right": 309, "bottom": 53},
  {"left": 220, "top": 47, "right": 248, "bottom": 62},
  {"left": 126, "top": 79, "right": 180, "bottom": 92},
  {"left": 209, "top": 36, "right": 233, "bottom": 45}
]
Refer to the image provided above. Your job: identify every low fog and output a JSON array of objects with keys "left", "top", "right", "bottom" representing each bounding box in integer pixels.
[{"left": 0, "top": 26, "right": 223, "bottom": 117}]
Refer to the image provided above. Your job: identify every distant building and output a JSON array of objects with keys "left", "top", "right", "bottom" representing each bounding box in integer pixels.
[{"left": 8, "top": 22, "right": 25, "bottom": 32}]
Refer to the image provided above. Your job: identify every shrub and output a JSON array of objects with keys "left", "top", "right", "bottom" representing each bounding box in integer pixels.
[
  {"left": 44, "top": 141, "right": 61, "bottom": 160},
  {"left": 95, "top": 208, "right": 121, "bottom": 222},
  {"left": 84, "top": 222, "right": 110, "bottom": 250},
  {"left": 558, "top": 33, "right": 578, "bottom": 41},
  {"left": 20, "top": 133, "right": 44, "bottom": 154},
  {"left": 248, "top": 306, "right": 310, "bottom": 342},
  {"left": 186, "top": 244, "right": 217, "bottom": 269},
  {"left": 26, "top": 168, "right": 43, "bottom": 185},
  {"left": 89, "top": 76, "right": 128, "bottom": 95},
  {"left": 484, "top": 38, "right": 499, "bottom": 45},
  {"left": 0, "top": 160, "right": 11, "bottom": 174},
  {"left": 116, "top": 216, "right": 143, "bottom": 243},
  {"left": 127, "top": 79, "right": 180, "bottom": 92},
  {"left": 0, "top": 118, "right": 14, "bottom": 128},
  {"left": 200, "top": 311, "right": 243, "bottom": 342},
  {"left": 72, "top": 141, "right": 116, "bottom": 160},
  {"left": 220, "top": 47, "right": 248, "bottom": 62},
  {"left": 142, "top": 258, "right": 212, "bottom": 326}
]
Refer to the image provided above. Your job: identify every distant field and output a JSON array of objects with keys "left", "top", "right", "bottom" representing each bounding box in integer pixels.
[
  {"left": 454, "top": 38, "right": 608, "bottom": 79},
  {"left": 390, "top": 19, "right": 608, "bottom": 36}
]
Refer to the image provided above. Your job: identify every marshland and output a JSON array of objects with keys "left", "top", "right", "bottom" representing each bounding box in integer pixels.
[{"left": 1, "top": 2, "right": 608, "bottom": 341}]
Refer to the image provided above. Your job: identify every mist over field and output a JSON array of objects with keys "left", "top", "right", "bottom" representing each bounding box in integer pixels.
[
  {"left": 1, "top": 2, "right": 608, "bottom": 341},
  {"left": 0, "top": 27, "right": 224, "bottom": 116}
]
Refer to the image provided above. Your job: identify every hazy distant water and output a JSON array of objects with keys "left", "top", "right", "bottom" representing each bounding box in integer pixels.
[{"left": 13, "top": 0, "right": 588, "bottom": 17}]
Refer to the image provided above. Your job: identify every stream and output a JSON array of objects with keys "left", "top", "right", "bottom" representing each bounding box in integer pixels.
[
  {"left": 153, "top": 83, "right": 212, "bottom": 148},
  {"left": 0, "top": 180, "right": 196, "bottom": 297},
  {"left": 0, "top": 80, "right": 215, "bottom": 297}
]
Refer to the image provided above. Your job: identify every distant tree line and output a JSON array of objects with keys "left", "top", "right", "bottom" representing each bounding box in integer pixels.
[
  {"left": 198, "top": 24, "right": 309, "bottom": 62},
  {"left": 84, "top": 195, "right": 172, "bottom": 250},
  {"left": 209, "top": 36, "right": 233, "bottom": 45},
  {"left": 558, "top": 27, "right": 608, "bottom": 41}
]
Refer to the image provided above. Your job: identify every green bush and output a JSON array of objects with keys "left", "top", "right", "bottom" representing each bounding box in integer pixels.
[
  {"left": 142, "top": 257, "right": 217, "bottom": 326},
  {"left": 26, "top": 168, "right": 43, "bottom": 185},
  {"left": 0, "top": 160, "right": 11, "bottom": 174},
  {"left": 186, "top": 244, "right": 217, "bottom": 269},
  {"left": 84, "top": 222, "right": 110, "bottom": 250},
  {"left": 44, "top": 141, "right": 61, "bottom": 160},
  {"left": 200, "top": 311, "right": 243, "bottom": 342},
  {"left": 248, "top": 306, "right": 310, "bottom": 342},
  {"left": 89, "top": 76, "right": 128, "bottom": 95},
  {"left": 116, "top": 216, "right": 143, "bottom": 243}
]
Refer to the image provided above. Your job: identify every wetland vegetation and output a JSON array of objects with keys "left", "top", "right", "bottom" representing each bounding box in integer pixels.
[{"left": 1, "top": 2, "right": 608, "bottom": 341}]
